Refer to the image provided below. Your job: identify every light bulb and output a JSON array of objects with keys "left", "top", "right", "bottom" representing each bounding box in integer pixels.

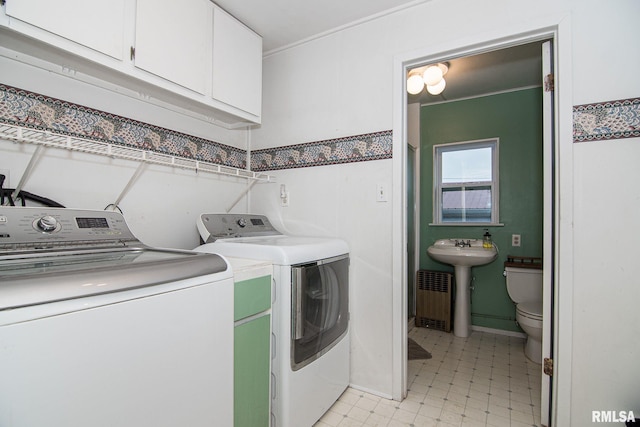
[
  {"left": 422, "top": 65, "right": 443, "bottom": 86},
  {"left": 426, "top": 78, "right": 446, "bottom": 95},
  {"left": 407, "top": 73, "right": 424, "bottom": 95}
]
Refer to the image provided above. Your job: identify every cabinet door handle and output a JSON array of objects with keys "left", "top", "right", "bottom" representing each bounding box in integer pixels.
[{"left": 130, "top": 46, "right": 135, "bottom": 60}]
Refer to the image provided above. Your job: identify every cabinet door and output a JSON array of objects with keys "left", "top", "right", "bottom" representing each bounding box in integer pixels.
[
  {"left": 212, "top": 5, "right": 262, "bottom": 117},
  {"left": 5, "top": 0, "right": 126, "bottom": 60},
  {"left": 234, "top": 315, "right": 270, "bottom": 427},
  {"left": 134, "top": 0, "right": 210, "bottom": 94},
  {"left": 234, "top": 275, "right": 271, "bottom": 321}
]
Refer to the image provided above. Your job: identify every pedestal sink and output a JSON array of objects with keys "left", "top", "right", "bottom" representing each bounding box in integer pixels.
[{"left": 427, "top": 239, "right": 498, "bottom": 337}]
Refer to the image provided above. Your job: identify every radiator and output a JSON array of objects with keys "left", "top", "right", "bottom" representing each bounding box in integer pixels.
[{"left": 415, "top": 270, "right": 452, "bottom": 332}]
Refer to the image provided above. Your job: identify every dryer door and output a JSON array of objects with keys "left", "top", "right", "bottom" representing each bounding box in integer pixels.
[{"left": 291, "top": 254, "right": 349, "bottom": 370}]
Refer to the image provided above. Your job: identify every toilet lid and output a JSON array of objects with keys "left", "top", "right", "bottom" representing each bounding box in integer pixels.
[{"left": 517, "top": 301, "right": 543, "bottom": 318}]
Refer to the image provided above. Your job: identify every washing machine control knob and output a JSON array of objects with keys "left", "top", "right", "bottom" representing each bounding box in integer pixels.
[
  {"left": 236, "top": 218, "right": 247, "bottom": 228},
  {"left": 36, "top": 215, "right": 58, "bottom": 232}
]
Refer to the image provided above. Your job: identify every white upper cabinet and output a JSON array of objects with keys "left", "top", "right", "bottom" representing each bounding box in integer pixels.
[
  {"left": 134, "top": 0, "right": 210, "bottom": 95},
  {"left": 212, "top": 5, "right": 262, "bottom": 117},
  {"left": 4, "top": 0, "right": 127, "bottom": 60},
  {"left": 0, "top": 0, "right": 262, "bottom": 126}
]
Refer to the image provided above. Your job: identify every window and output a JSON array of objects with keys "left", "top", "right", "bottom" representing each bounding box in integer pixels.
[{"left": 433, "top": 138, "right": 499, "bottom": 224}]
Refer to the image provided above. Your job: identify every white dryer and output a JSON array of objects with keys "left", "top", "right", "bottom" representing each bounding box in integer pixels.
[{"left": 196, "top": 214, "right": 350, "bottom": 427}]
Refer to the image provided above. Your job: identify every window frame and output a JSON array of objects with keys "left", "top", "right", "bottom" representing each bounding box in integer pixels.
[{"left": 432, "top": 138, "right": 500, "bottom": 226}]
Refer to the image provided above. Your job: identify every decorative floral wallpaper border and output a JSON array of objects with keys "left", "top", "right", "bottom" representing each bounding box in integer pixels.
[
  {"left": 7, "top": 84, "right": 637, "bottom": 174},
  {"left": 573, "top": 98, "right": 640, "bottom": 143},
  {"left": 0, "top": 84, "right": 393, "bottom": 172},
  {"left": 0, "top": 84, "right": 247, "bottom": 169},
  {"left": 250, "top": 130, "right": 393, "bottom": 172}
]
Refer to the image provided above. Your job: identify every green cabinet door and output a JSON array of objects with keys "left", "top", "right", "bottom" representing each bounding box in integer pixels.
[
  {"left": 234, "top": 275, "right": 271, "bottom": 321},
  {"left": 234, "top": 314, "right": 271, "bottom": 427}
]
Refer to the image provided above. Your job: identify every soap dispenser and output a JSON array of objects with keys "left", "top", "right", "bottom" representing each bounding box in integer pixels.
[{"left": 482, "top": 229, "right": 493, "bottom": 248}]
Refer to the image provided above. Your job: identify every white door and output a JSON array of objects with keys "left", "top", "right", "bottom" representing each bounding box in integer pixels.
[{"left": 541, "top": 39, "right": 554, "bottom": 427}]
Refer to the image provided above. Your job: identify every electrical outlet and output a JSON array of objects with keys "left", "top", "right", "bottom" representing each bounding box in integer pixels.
[{"left": 512, "top": 234, "right": 521, "bottom": 247}]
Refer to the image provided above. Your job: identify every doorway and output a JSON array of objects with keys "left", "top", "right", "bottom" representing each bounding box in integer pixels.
[{"left": 394, "top": 32, "right": 561, "bottom": 427}]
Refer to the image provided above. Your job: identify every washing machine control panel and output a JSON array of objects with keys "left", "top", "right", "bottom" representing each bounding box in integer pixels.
[
  {"left": 0, "top": 207, "right": 139, "bottom": 252},
  {"left": 197, "top": 213, "right": 281, "bottom": 242}
]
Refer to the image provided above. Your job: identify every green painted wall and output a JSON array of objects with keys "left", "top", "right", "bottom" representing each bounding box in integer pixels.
[{"left": 419, "top": 88, "right": 543, "bottom": 332}]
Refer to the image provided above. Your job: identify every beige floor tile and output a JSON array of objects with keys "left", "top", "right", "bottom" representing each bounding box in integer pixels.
[{"left": 314, "top": 328, "right": 544, "bottom": 427}]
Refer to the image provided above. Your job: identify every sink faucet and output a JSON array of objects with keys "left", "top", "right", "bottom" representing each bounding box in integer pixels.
[{"left": 455, "top": 239, "right": 471, "bottom": 247}]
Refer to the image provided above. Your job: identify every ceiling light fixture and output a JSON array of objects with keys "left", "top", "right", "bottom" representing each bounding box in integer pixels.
[
  {"left": 406, "top": 62, "right": 449, "bottom": 96},
  {"left": 406, "top": 70, "right": 425, "bottom": 95}
]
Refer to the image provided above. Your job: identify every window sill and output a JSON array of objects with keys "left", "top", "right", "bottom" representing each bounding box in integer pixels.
[{"left": 428, "top": 223, "right": 505, "bottom": 227}]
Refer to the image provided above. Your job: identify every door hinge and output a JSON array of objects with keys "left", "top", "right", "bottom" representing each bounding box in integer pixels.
[
  {"left": 544, "top": 357, "right": 553, "bottom": 376},
  {"left": 130, "top": 46, "right": 135, "bottom": 61},
  {"left": 544, "top": 73, "right": 554, "bottom": 92}
]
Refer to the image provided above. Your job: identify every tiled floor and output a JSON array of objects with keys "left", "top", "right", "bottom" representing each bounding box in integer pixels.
[{"left": 315, "top": 327, "right": 542, "bottom": 427}]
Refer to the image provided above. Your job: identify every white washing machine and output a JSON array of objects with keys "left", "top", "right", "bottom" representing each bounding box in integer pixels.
[
  {"left": 196, "top": 214, "right": 350, "bottom": 427},
  {"left": 0, "top": 207, "right": 234, "bottom": 427}
]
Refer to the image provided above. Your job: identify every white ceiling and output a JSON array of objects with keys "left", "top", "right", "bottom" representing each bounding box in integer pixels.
[
  {"left": 214, "top": 0, "right": 544, "bottom": 104},
  {"left": 214, "top": 0, "right": 427, "bottom": 53},
  {"left": 410, "top": 41, "right": 544, "bottom": 104}
]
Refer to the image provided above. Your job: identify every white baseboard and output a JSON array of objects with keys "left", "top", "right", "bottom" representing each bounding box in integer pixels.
[
  {"left": 471, "top": 325, "right": 527, "bottom": 338},
  {"left": 347, "top": 384, "right": 394, "bottom": 401}
]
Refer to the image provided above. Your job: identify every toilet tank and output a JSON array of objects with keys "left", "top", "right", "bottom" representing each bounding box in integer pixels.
[{"left": 505, "top": 266, "right": 543, "bottom": 303}]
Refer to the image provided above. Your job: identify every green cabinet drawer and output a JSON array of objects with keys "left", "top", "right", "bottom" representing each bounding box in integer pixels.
[
  {"left": 234, "top": 275, "right": 271, "bottom": 321},
  {"left": 234, "top": 314, "right": 270, "bottom": 427}
]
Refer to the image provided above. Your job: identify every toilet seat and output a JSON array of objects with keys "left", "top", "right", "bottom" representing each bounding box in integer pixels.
[{"left": 517, "top": 301, "right": 543, "bottom": 321}]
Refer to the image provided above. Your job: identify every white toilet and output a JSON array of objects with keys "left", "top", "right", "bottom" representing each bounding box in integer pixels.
[{"left": 504, "top": 264, "right": 543, "bottom": 364}]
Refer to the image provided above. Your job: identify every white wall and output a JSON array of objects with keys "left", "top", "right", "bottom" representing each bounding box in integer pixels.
[
  {"left": 572, "top": 139, "right": 640, "bottom": 425},
  {"left": 251, "top": 0, "right": 640, "bottom": 423},
  {"left": 252, "top": 0, "right": 563, "bottom": 400},
  {"left": 561, "top": 1, "right": 639, "bottom": 425},
  {"left": 569, "top": 2, "right": 640, "bottom": 424},
  {"left": 1, "top": 142, "right": 254, "bottom": 249},
  {"left": 250, "top": 161, "right": 394, "bottom": 394},
  {"left": 0, "top": 55, "right": 253, "bottom": 249}
]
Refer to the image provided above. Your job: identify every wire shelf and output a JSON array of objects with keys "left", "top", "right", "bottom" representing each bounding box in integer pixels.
[{"left": 0, "top": 123, "right": 274, "bottom": 182}]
